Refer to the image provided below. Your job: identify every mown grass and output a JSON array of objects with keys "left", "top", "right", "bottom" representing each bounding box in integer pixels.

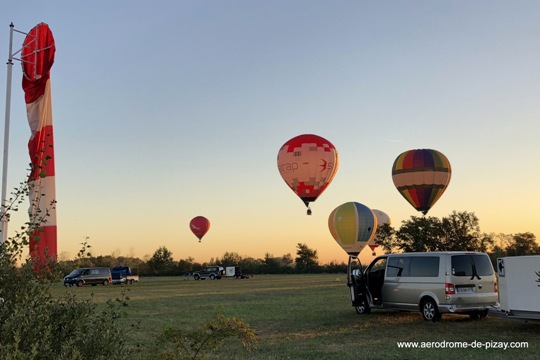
[{"left": 51, "top": 275, "right": 540, "bottom": 359}]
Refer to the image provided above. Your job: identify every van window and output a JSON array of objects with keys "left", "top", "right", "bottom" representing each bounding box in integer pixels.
[
  {"left": 370, "top": 258, "right": 387, "bottom": 273},
  {"left": 452, "top": 254, "right": 493, "bottom": 276},
  {"left": 471, "top": 255, "right": 493, "bottom": 276},
  {"left": 387, "top": 257, "right": 409, "bottom": 277},
  {"left": 387, "top": 257, "right": 402, "bottom": 277},
  {"left": 452, "top": 255, "right": 472, "bottom": 276},
  {"left": 387, "top": 257, "right": 439, "bottom": 277},
  {"left": 68, "top": 269, "right": 82, "bottom": 277},
  {"left": 409, "top": 257, "right": 439, "bottom": 277}
]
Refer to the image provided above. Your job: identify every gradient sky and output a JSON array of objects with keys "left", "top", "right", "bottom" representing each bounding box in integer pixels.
[{"left": 1, "top": 1, "right": 539, "bottom": 265}]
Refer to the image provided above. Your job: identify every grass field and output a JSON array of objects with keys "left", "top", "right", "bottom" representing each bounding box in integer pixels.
[{"left": 52, "top": 275, "right": 539, "bottom": 359}]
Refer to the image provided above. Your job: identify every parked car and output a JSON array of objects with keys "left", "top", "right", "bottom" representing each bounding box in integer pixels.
[
  {"left": 192, "top": 266, "right": 225, "bottom": 280},
  {"left": 349, "top": 252, "right": 498, "bottom": 321},
  {"left": 111, "top": 266, "right": 139, "bottom": 285},
  {"left": 63, "top": 267, "right": 112, "bottom": 287}
]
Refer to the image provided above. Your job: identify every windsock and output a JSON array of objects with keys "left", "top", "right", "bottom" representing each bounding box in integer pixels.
[{"left": 21, "top": 23, "right": 57, "bottom": 265}]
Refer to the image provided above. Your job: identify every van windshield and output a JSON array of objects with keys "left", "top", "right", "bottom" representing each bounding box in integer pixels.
[
  {"left": 67, "top": 269, "right": 82, "bottom": 277},
  {"left": 451, "top": 254, "right": 493, "bottom": 277}
]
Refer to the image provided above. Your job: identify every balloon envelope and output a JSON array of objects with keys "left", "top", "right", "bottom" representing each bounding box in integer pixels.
[
  {"left": 277, "top": 134, "right": 339, "bottom": 214},
  {"left": 372, "top": 209, "right": 391, "bottom": 227},
  {"left": 368, "top": 209, "right": 391, "bottom": 254},
  {"left": 328, "top": 202, "right": 378, "bottom": 256},
  {"left": 392, "top": 149, "right": 451, "bottom": 215},
  {"left": 190, "top": 216, "right": 210, "bottom": 242}
]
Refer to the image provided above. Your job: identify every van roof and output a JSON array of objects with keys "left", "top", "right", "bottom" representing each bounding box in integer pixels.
[{"left": 384, "top": 251, "right": 487, "bottom": 257}]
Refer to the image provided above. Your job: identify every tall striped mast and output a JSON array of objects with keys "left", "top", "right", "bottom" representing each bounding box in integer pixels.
[{"left": 1, "top": 23, "right": 28, "bottom": 244}]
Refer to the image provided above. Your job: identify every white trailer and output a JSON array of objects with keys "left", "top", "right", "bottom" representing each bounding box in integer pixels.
[
  {"left": 226, "top": 266, "right": 236, "bottom": 277},
  {"left": 496, "top": 256, "right": 540, "bottom": 321},
  {"left": 225, "top": 266, "right": 250, "bottom": 279}
]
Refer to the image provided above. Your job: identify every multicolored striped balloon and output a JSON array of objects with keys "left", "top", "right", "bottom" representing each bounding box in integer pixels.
[
  {"left": 391, "top": 149, "right": 451, "bottom": 215},
  {"left": 328, "top": 202, "right": 377, "bottom": 256},
  {"left": 277, "top": 134, "right": 339, "bottom": 215}
]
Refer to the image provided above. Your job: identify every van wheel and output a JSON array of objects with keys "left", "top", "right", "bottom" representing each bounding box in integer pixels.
[
  {"left": 194, "top": 274, "right": 201, "bottom": 280},
  {"left": 469, "top": 310, "right": 489, "bottom": 320},
  {"left": 103, "top": 280, "right": 109, "bottom": 286},
  {"left": 77, "top": 280, "right": 84, "bottom": 287},
  {"left": 421, "top": 298, "right": 441, "bottom": 322},
  {"left": 209, "top": 274, "right": 216, "bottom": 280},
  {"left": 355, "top": 296, "right": 371, "bottom": 315}
]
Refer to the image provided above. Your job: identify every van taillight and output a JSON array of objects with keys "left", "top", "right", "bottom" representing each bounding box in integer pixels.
[
  {"left": 445, "top": 283, "right": 455, "bottom": 295},
  {"left": 494, "top": 280, "right": 498, "bottom": 293}
]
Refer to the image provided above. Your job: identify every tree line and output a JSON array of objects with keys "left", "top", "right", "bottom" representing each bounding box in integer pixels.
[
  {"left": 57, "top": 242, "right": 347, "bottom": 276},
  {"left": 57, "top": 211, "right": 539, "bottom": 276},
  {"left": 373, "top": 211, "right": 539, "bottom": 266}
]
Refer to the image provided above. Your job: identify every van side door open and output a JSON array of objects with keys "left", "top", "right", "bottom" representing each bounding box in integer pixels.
[{"left": 366, "top": 257, "right": 387, "bottom": 305}]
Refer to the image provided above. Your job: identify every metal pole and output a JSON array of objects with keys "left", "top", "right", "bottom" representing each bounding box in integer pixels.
[{"left": 1, "top": 23, "right": 14, "bottom": 244}]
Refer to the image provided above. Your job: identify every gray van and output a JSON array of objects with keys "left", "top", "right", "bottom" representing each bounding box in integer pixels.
[
  {"left": 349, "top": 252, "right": 498, "bottom": 321},
  {"left": 63, "top": 267, "right": 112, "bottom": 287}
]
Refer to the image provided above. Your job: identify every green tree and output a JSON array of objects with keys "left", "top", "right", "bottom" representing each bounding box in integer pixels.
[
  {"left": 391, "top": 211, "right": 494, "bottom": 253},
  {"left": 374, "top": 223, "right": 396, "bottom": 253},
  {"left": 295, "top": 243, "right": 319, "bottom": 273},
  {"left": 440, "top": 211, "right": 493, "bottom": 251},
  {"left": 264, "top": 253, "right": 281, "bottom": 273},
  {"left": 506, "top": 232, "right": 540, "bottom": 256},
  {"left": 281, "top": 253, "right": 294, "bottom": 266},
  {"left": 147, "top": 246, "right": 175, "bottom": 275},
  {"left": 94, "top": 254, "right": 117, "bottom": 268},
  {"left": 323, "top": 260, "right": 347, "bottom": 273},
  {"left": 177, "top": 257, "right": 196, "bottom": 274},
  {"left": 220, "top": 251, "right": 243, "bottom": 266},
  {"left": 395, "top": 216, "right": 443, "bottom": 252},
  {"left": 239, "top": 257, "right": 264, "bottom": 274}
]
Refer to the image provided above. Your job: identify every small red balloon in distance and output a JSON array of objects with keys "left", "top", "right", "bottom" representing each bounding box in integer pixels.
[{"left": 190, "top": 216, "right": 210, "bottom": 242}]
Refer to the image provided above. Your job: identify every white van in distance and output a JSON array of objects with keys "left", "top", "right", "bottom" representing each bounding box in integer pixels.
[{"left": 349, "top": 252, "right": 498, "bottom": 321}]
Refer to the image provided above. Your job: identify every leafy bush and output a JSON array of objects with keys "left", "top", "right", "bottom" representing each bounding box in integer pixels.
[
  {"left": 0, "top": 178, "right": 135, "bottom": 359},
  {"left": 0, "top": 242, "right": 136, "bottom": 359},
  {"left": 154, "top": 313, "right": 257, "bottom": 359}
]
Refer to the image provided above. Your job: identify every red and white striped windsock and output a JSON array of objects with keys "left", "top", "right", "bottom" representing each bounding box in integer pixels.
[{"left": 21, "top": 23, "right": 57, "bottom": 264}]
